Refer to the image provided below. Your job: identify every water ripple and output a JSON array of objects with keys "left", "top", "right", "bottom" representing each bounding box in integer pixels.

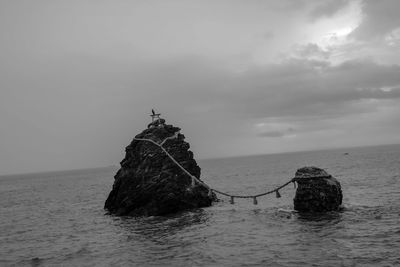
[{"left": 1, "top": 146, "right": 400, "bottom": 266}]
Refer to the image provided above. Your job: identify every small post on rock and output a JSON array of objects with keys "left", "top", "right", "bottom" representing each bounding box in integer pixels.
[{"left": 150, "top": 109, "right": 161, "bottom": 122}]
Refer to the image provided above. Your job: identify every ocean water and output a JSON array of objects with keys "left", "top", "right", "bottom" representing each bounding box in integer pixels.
[{"left": 1, "top": 144, "right": 400, "bottom": 266}]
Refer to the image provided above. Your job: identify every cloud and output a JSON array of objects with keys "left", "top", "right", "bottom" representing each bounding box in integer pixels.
[
  {"left": 124, "top": 56, "right": 400, "bottom": 123},
  {"left": 292, "top": 43, "right": 330, "bottom": 60},
  {"left": 308, "top": 0, "right": 351, "bottom": 20},
  {"left": 98, "top": 55, "right": 400, "bottom": 153},
  {"left": 1, "top": 0, "right": 400, "bottom": 174},
  {"left": 258, "top": 131, "right": 286, "bottom": 138},
  {"left": 217, "top": 58, "right": 400, "bottom": 120},
  {"left": 351, "top": 0, "right": 400, "bottom": 40}
]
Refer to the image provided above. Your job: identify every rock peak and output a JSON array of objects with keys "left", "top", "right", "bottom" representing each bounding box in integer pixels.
[
  {"left": 105, "top": 121, "right": 216, "bottom": 216},
  {"left": 294, "top": 166, "right": 331, "bottom": 180},
  {"left": 147, "top": 118, "right": 166, "bottom": 129}
]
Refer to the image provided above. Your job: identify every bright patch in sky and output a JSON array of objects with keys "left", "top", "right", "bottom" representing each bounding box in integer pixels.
[
  {"left": 333, "top": 26, "right": 354, "bottom": 37},
  {"left": 1, "top": 0, "right": 400, "bottom": 174},
  {"left": 307, "top": 1, "right": 362, "bottom": 50}
]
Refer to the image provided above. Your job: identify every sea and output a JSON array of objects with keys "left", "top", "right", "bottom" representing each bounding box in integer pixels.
[{"left": 1, "top": 144, "right": 400, "bottom": 267}]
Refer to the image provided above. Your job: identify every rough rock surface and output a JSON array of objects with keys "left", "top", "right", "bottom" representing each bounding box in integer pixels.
[
  {"left": 105, "top": 119, "right": 216, "bottom": 216},
  {"left": 293, "top": 167, "right": 342, "bottom": 212}
]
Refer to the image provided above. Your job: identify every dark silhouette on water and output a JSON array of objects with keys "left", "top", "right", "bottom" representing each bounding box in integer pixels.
[
  {"left": 293, "top": 167, "right": 343, "bottom": 212},
  {"left": 106, "top": 112, "right": 343, "bottom": 216},
  {"left": 105, "top": 115, "right": 216, "bottom": 216}
]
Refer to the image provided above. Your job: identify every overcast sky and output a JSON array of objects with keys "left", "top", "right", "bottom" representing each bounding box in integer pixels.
[{"left": 1, "top": 0, "right": 400, "bottom": 175}]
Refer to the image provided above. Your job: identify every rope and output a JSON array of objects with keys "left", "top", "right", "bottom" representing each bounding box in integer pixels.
[{"left": 133, "top": 136, "right": 295, "bottom": 203}]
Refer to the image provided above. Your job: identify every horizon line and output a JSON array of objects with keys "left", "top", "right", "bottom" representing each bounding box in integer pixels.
[{"left": 1, "top": 142, "right": 399, "bottom": 177}]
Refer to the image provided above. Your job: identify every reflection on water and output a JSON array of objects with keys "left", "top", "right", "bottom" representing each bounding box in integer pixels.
[
  {"left": 296, "top": 210, "right": 343, "bottom": 223},
  {"left": 113, "top": 209, "right": 210, "bottom": 240}
]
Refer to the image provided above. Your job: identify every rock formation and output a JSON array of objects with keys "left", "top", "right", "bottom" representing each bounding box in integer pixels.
[
  {"left": 293, "top": 167, "right": 342, "bottom": 212},
  {"left": 105, "top": 119, "right": 216, "bottom": 216}
]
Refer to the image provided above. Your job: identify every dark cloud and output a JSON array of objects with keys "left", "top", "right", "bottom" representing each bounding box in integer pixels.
[
  {"left": 258, "top": 131, "right": 286, "bottom": 138},
  {"left": 215, "top": 59, "right": 400, "bottom": 119},
  {"left": 126, "top": 56, "right": 400, "bottom": 126},
  {"left": 308, "top": 0, "right": 350, "bottom": 20},
  {"left": 351, "top": 0, "right": 400, "bottom": 40}
]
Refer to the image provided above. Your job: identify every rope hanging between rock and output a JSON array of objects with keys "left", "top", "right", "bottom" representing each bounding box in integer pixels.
[
  {"left": 208, "top": 189, "right": 213, "bottom": 197},
  {"left": 133, "top": 136, "right": 296, "bottom": 205}
]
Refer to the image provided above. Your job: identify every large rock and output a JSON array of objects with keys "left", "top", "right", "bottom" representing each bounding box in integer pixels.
[
  {"left": 105, "top": 119, "right": 216, "bottom": 216},
  {"left": 293, "top": 167, "right": 342, "bottom": 212}
]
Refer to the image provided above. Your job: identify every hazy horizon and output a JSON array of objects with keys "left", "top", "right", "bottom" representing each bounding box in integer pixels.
[
  {"left": 1, "top": 142, "right": 399, "bottom": 176},
  {"left": 2, "top": 0, "right": 400, "bottom": 175}
]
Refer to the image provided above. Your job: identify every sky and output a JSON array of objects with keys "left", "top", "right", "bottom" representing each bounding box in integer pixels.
[{"left": 1, "top": 0, "right": 400, "bottom": 175}]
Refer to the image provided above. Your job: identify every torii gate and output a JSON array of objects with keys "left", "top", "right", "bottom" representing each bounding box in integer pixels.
[{"left": 150, "top": 109, "right": 161, "bottom": 122}]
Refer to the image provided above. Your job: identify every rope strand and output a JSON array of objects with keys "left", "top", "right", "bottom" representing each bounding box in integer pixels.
[{"left": 133, "top": 136, "right": 295, "bottom": 201}]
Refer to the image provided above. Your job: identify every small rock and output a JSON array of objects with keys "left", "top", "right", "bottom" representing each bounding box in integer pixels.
[{"left": 293, "top": 167, "right": 343, "bottom": 212}]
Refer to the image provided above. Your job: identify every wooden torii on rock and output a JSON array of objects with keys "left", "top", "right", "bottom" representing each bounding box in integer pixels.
[{"left": 150, "top": 109, "right": 161, "bottom": 122}]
